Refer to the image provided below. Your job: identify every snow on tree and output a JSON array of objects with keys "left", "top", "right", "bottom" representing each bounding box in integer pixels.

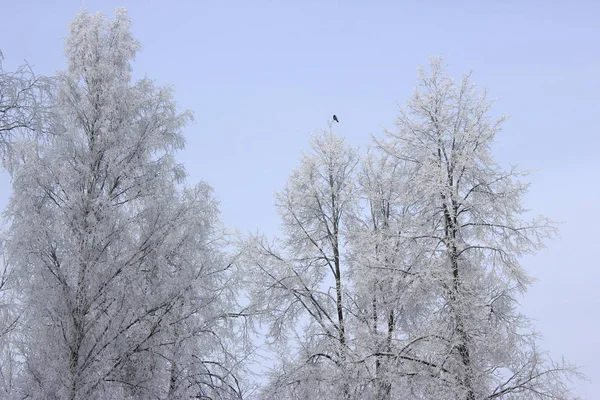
[
  {"left": 0, "top": 50, "right": 53, "bottom": 164},
  {"left": 3, "top": 9, "right": 245, "bottom": 399},
  {"left": 0, "top": 44, "right": 53, "bottom": 400},
  {"left": 346, "top": 150, "right": 432, "bottom": 399},
  {"left": 1, "top": 9, "right": 581, "bottom": 398},
  {"left": 243, "top": 58, "right": 581, "bottom": 400},
  {"left": 372, "top": 57, "right": 580, "bottom": 399},
  {"left": 241, "top": 130, "right": 361, "bottom": 399}
]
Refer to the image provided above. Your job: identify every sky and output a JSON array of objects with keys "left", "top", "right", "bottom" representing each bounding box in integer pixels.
[{"left": 1, "top": 1, "right": 599, "bottom": 397}]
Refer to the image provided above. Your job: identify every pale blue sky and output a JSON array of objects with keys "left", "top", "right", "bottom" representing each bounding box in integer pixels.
[{"left": 1, "top": 1, "right": 598, "bottom": 397}]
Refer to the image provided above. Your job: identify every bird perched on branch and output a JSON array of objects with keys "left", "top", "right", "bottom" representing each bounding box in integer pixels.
[{"left": 333, "top": 114, "right": 339, "bottom": 123}]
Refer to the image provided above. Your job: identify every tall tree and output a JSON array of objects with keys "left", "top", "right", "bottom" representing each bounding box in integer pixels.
[
  {"left": 243, "top": 130, "right": 360, "bottom": 399},
  {"left": 376, "top": 57, "right": 578, "bottom": 399},
  {"left": 4, "top": 9, "right": 243, "bottom": 399}
]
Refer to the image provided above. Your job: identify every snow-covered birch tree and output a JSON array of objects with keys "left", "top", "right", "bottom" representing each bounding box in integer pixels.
[
  {"left": 3, "top": 9, "right": 245, "bottom": 399},
  {"left": 375, "top": 57, "right": 579, "bottom": 399}
]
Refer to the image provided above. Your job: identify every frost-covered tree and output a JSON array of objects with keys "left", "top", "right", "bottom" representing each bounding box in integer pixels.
[
  {"left": 347, "top": 151, "right": 431, "bottom": 399},
  {"left": 242, "top": 130, "right": 360, "bottom": 399},
  {"left": 240, "top": 59, "right": 580, "bottom": 400},
  {"left": 0, "top": 44, "right": 53, "bottom": 400},
  {"left": 374, "top": 57, "right": 579, "bottom": 399},
  {"left": 0, "top": 51, "right": 53, "bottom": 160},
  {"left": 3, "top": 9, "right": 244, "bottom": 399}
]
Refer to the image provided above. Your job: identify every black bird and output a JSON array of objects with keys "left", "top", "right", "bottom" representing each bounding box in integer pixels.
[{"left": 333, "top": 114, "right": 339, "bottom": 123}]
